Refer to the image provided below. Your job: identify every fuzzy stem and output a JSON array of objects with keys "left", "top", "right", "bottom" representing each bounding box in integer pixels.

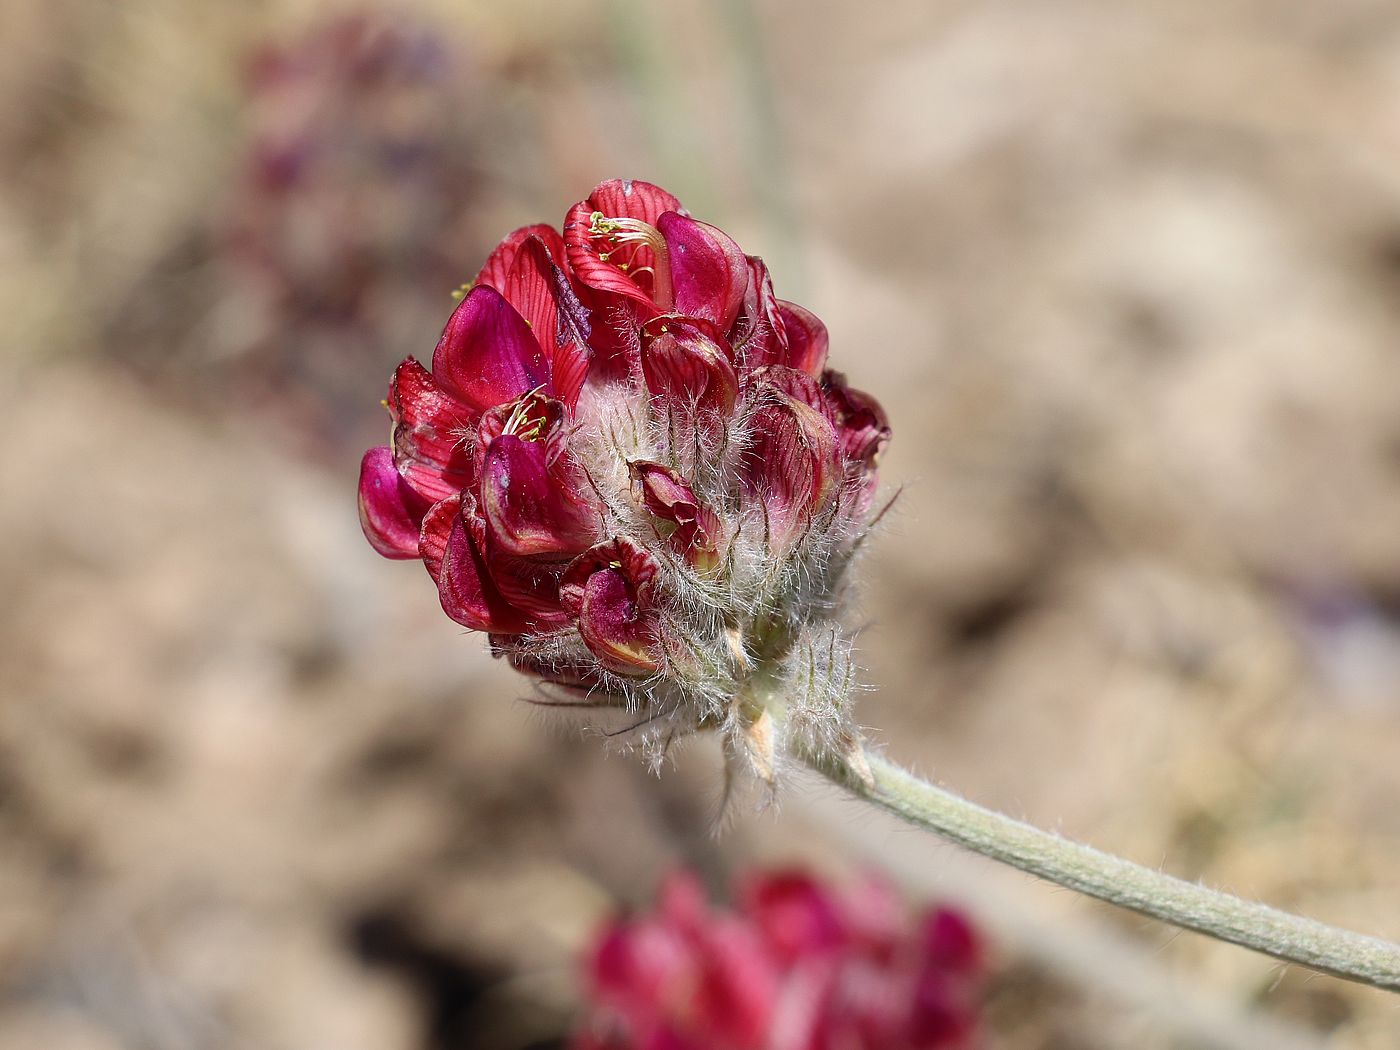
[{"left": 798, "top": 741, "right": 1400, "bottom": 993}]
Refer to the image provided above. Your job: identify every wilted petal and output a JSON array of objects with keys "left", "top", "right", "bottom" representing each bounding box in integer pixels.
[
  {"left": 657, "top": 212, "right": 747, "bottom": 333},
  {"left": 388, "top": 357, "right": 474, "bottom": 503},
  {"left": 560, "top": 537, "right": 661, "bottom": 673},
  {"left": 631, "top": 460, "right": 723, "bottom": 570},
  {"left": 776, "top": 300, "right": 829, "bottom": 377},
  {"left": 480, "top": 435, "right": 600, "bottom": 558},
  {"left": 358, "top": 447, "right": 431, "bottom": 558},
  {"left": 640, "top": 317, "right": 738, "bottom": 417},
  {"left": 432, "top": 285, "right": 550, "bottom": 413},
  {"left": 547, "top": 258, "right": 594, "bottom": 410}
]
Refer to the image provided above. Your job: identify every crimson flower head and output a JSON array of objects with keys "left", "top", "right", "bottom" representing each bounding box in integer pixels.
[
  {"left": 359, "top": 179, "right": 890, "bottom": 780},
  {"left": 571, "top": 869, "right": 983, "bottom": 1050}
]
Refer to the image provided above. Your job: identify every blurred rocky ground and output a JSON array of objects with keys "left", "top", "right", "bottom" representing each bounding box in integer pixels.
[{"left": 3, "top": 1, "right": 1400, "bottom": 1047}]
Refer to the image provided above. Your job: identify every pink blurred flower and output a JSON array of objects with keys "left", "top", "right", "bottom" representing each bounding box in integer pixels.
[
  {"left": 360, "top": 179, "right": 891, "bottom": 779},
  {"left": 572, "top": 870, "right": 983, "bottom": 1050}
]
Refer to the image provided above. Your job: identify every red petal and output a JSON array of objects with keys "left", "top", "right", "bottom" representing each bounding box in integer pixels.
[
  {"left": 482, "top": 549, "right": 570, "bottom": 625},
  {"left": 437, "top": 496, "right": 530, "bottom": 633},
  {"left": 741, "top": 391, "right": 839, "bottom": 549},
  {"left": 640, "top": 318, "right": 738, "bottom": 417},
  {"left": 560, "top": 537, "right": 661, "bottom": 673},
  {"left": 822, "top": 369, "right": 891, "bottom": 467},
  {"left": 480, "top": 435, "right": 601, "bottom": 558},
  {"left": 732, "top": 256, "right": 788, "bottom": 370},
  {"left": 740, "top": 870, "right": 849, "bottom": 963},
  {"left": 497, "top": 236, "right": 560, "bottom": 360},
  {"left": 748, "top": 364, "right": 833, "bottom": 421},
  {"left": 562, "top": 180, "right": 683, "bottom": 314},
  {"left": 562, "top": 200, "right": 661, "bottom": 313},
  {"left": 658, "top": 212, "right": 748, "bottom": 333},
  {"left": 776, "top": 300, "right": 829, "bottom": 377},
  {"left": 358, "top": 447, "right": 431, "bottom": 559},
  {"left": 417, "top": 493, "right": 460, "bottom": 580},
  {"left": 631, "top": 461, "right": 723, "bottom": 569},
  {"left": 588, "top": 178, "right": 684, "bottom": 225},
  {"left": 473, "top": 223, "right": 565, "bottom": 292},
  {"left": 431, "top": 285, "right": 550, "bottom": 413},
  {"left": 388, "top": 358, "right": 474, "bottom": 502}
]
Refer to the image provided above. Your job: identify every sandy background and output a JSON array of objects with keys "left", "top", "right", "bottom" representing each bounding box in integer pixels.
[{"left": 3, "top": 1, "right": 1400, "bottom": 1046}]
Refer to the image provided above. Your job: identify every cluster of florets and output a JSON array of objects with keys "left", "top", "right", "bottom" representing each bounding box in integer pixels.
[
  {"left": 571, "top": 869, "right": 982, "bottom": 1050},
  {"left": 359, "top": 179, "right": 890, "bottom": 777}
]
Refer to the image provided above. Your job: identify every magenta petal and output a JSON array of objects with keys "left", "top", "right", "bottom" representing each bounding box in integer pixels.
[
  {"left": 480, "top": 435, "right": 600, "bottom": 558},
  {"left": 658, "top": 212, "right": 748, "bottom": 333},
  {"left": 741, "top": 392, "right": 839, "bottom": 549},
  {"left": 822, "top": 369, "right": 891, "bottom": 467},
  {"left": 438, "top": 500, "right": 529, "bottom": 634},
  {"left": 640, "top": 318, "right": 738, "bottom": 416},
  {"left": 631, "top": 461, "right": 723, "bottom": 569},
  {"left": 388, "top": 357, "right": 474, "bottom": 502},
  {"left": 474, "top": 222, "right": 565, "bottom": 292},
  {"left": 733, "top": 255, "right": 788, "bottom": 369},
  {"left": 560, "top": 537, "right": 661, "bottom": 673},
  {"left": 776, "top": 300, "right": 829, "bottom": 376},
  {"left": 432, "top": 285, "right": 551, "bottom": 413},
  {"left": 588, "top": 178, "right": 684, "bottom": 225},
  {"left": 358, "top": 447, "right": 431, "bottom": 559},
  {"left": 563, "top": 180, "right": 684, "bottom": 314},
  {"left": 417, "top": 493, "right": 460, "bottom": 580}
]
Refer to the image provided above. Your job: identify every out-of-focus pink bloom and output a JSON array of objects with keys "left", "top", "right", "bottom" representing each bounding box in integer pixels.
[
  {"left": 224, "top": 12, "right": 486, "bottom": 455},
  {"left": 360, "top": 179, "right": 891, "bottom": 777},
  {"left": 571, "top": 871, "right": 983, "bottom": 1050}
]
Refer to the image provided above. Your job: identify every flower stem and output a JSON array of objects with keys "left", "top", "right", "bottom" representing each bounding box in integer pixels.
[{"left": 798, "top": 741, "right": 1400, "bottom": 993}]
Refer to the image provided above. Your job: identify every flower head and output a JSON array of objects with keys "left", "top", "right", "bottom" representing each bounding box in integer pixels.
[
  {"left": 571, "top": 870, "right": 983, "bottom": 1050},
  {"left": 359, "top": 179, "right": 891, "bottom": 779}
]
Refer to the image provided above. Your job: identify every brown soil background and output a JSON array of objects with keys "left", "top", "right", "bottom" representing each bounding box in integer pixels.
[{"left": 3, "top": 1, "right": 1400, "bottom": 1047}]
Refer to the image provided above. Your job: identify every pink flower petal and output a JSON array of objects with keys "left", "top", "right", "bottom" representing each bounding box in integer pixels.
[
  {"left": 640, "top": 317, "right": 738, "bottom": 417},
  {"left": 437, "top": 494, "right": 530, "bottom": 633},
  {"left": 740, "top": 389, "right": 839, "bottom": 550},
  {"left": 560, "top": 537, "right": 661, "bottom": 673},
  {"left": 388, "top": 357, "right": 474, "bottom": 503},
  {"left": 657, "top": 212, "right": 748, "bottom": 333},
  {"left": 630, "top": 461, "right": 723, "bottom": 570},
  {"left": 776, "top": 301, "right": 829, "bottom": 377},
  {"left": 474, "top": 222, "right": 566, "bottom": 292},
  {"left": 358, "top": 446, "right": 431, "bottom": 559},
  {"left": 480, "top": 435, "right": 601, "bottom": 559},
  {"left": 432, "top": 285, "right": 551, "bottom": 413}
]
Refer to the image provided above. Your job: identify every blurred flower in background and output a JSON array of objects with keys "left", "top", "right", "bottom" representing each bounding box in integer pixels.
[
  {"left": 572, "top": 869, "right": 982, "bottom": 1050},
  {"left": 218, "top": 10, "right": 489, "bottom": 456}
]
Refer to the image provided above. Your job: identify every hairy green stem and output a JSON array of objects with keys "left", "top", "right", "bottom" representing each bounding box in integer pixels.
[{"left": 799, "top": 742, "right": 1400, "bottom": 993}]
